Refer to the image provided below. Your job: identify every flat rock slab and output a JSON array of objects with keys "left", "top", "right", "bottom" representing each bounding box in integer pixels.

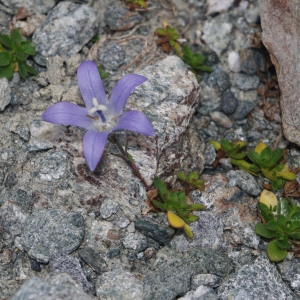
[
  {"left": 259, "top": 0, "right": 300, "bottom": 146},
  {"left": 20, "top": 209, "right": 85, "bottom": 263}
]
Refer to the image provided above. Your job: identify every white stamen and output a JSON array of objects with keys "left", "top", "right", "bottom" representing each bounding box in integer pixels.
[{"left": 88, "top": 97, "right": 107, "bottom": 115}]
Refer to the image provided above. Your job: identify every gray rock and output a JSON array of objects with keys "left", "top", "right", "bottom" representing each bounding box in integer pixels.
[
  {"left": 134, "top": 218, "right": 175, "bottom": 246},
  {"left": 49, "top": 254, "right": 92, "bottom": 293},
  {"left": 98, "top": 42, "right": 126, "bottom": 71},
  {"left": 191, "top": 274, "right": 221, "bottom": 289},
  {"left": 179, "top": 286, "right": 218, "bottom": 300},
  {"left": 32, "top": 1, "right": 98, "bottom": 65},
  {"left": 20, "top": 209, "right": 85, "bottom": 263},
  {"left": 29, "top": 119, "right": 66, "bottom": 152},
  {"left": 242, "top": 227, "right": 260, "bottom": 249},
  {"left": 233, "top": 73, "right": 260, "bottom": 91},
  {"left": 96, "top": 268, "right": 143, "bottom": 299},
  {"left": 37, "top": 150, "right": 68, "bottom": 182},
  {"left": 204, "top": 143, "right": 217, "bottom": 167},
  {"left": 0, "top": 78, "right": 11, "bottom": 111},
  {"left": 220, "top": 90, "right": 238, "bottom": 115},
  {"left": 1, "top": 0, "right": 55, "bottom": 14},
  {"left": 171, "top": 212, "right": 224, "bottom": 252},
  {"left": 104, "top": 7, "right": 143, "bottom": 31},
  {"left": 218, "top": 255, "right": 298, "bottom": 300},
  {"left": 122, "top": 232, "right": 148, "bottom": 253},
  {"left": 207, "top": 68, "right": 231, "bottom": 92},
  {"left": 278, "top": 259, "right": 300, "bottom": 294},
  {"left": 10, "top": 273, "right": 93, "bottom": 300},
  {"left": 240, "top": 48, "right": 265, "bottom": 75},
  {"left": 232, "top": 100, "right": 256, "bottom": 121},
  {"left": 202, "top": 14, "right": 233, "bottom": 55},
  {"left": 210, "top": 111, "right": 233, "bottom": 128},
  {"left": 99, "top": 199, "right": 120, "bottom": 219},
  {"left": 0, "top": 201, "right": 29, "bottom": 236},
  {"left": 227, "top": 170, "right": 262, "bottom": 197},
  {"left": 78, "top": 247, "right": 108, "bottom": 274},
  {"left": 143, "top": 246, "right": 234, "bottom": 300}
]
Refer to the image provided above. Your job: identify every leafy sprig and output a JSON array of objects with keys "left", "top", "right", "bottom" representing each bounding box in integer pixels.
[
  {"left": 210, "top": 139, "right": 296, "bottom": 191},
  {"left": 255, "top": 190, "right": 300, "bottom": 261},
  {"left": 0, "top": 29, "right": 37, "bottom": 80},
  {"left": 152, "top": 177, "right": 205, "bottom": 238}
]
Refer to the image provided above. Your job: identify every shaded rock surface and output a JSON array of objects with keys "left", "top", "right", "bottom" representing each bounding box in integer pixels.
[{"left": 259, "top": 0, "right": 300, "bottom": 146}]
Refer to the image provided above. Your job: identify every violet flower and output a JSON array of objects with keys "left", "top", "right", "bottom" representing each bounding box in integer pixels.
[{"left": 41, "top": 60, "right": 154, "bottom": 171}]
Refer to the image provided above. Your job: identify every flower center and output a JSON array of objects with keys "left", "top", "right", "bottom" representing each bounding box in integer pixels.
[{"left": 87, "top": 97, "right": 117, "bottom": 132}]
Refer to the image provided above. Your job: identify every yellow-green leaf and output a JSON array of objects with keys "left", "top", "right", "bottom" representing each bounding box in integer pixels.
[
  {"left": 183, "top": 223, "right": 193, "bottom": 238},
  {"left": 255, "top": 142, "right": 268, "bottom": 154},
  {"left": 259, "top": 190, "right": 278, "bottom": 209},
  {"left": 167, "top": 210, "right": 185, "bottom": 228}
]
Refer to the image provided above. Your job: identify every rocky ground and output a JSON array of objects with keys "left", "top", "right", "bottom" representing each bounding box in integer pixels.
[{"left": 0, "top": 0, "right": 300, "bottom": 299}]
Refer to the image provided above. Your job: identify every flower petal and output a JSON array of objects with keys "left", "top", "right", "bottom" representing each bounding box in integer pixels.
[
  {"left": 41, "top": 102, "right": 92, "bottom": 129},
  {"left": 113, "top": 110, "right": 155, "bottom": 136},
  {"left": 77, "top": 60, "right": 107, "bottom": 109},
  {"left": 83, "top": 130, "right": 110, "bottom": 171},
  {"left": 107, "top": 74, "right": 147, "bottom": 116}
]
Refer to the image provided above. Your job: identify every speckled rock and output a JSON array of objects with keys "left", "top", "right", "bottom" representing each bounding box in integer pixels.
[
  {"left": 10, "top": 273, "right": 93, "bottom": 300},
  {"left": 1, "top": 0, "right": 55, "bottom": 14},
  {"left": 104, "top": 7, "right": 143, "bottom": 31},
  {"left": 49, "top": 254, "right": 92, "bottom": 293},
  {"left": 0, "top": 78, "right": 11, "bottom": 111},
  {"left": 232, "top": 100, "right": 256, "bottom": 121},
  {"left": 278, "top": 259, "right": 300, "bottom": 294},
  {"left": 134, "top": 218, "right": 175, "bottom": 246},
  {"left": 227, "top": 170, "right": 262, "bottom": 197},
  {"left": 220, "top": 90, "right": 238, "bottom": 115},
  {"left": 143, "top": 246, "right": 234, "bottom": 300},
  {"left": 217, "top": 255, "right": 298, "bottom": 299},
  {"left": 98, "top": 42, "right": 126, "bottom": 71},
  {"left": 239, "top": 48, "right": 265, "bottom": 75},
  {"left": 32, "top": 1, "right": 98, "bottom": 65},
  {"left": 20, "top": 209, "right": 85, "bottom": 263},
  {"left": 233, "top": 73, "right": 260, "bottom": 91},
  {"left": 96, "top": 268, "right": 143, "bottom": 299}
]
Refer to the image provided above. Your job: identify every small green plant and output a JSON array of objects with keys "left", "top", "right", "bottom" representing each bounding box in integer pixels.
[
  {"left": 177, "top": 171, "right": 204, "bottom": 192},
  {"left": 181, "top": 44, "right": 212, "bottom": 78},
  {"left": 152, "top": 177, "right": 205, "bottom": 238},
  {"left": 209, "top": 139, "right": 247, "bottom": 160},
  {"left": 97, "top": 65, "right": 108, "bottom": 80},
  {"left": 0, "top": 29, "right": 37, "bottom": 80},
  {"left": 210, "top": 139, "right": 296, "bottom": 190},
  {"left": 255, "top": 190, "right": 300, "bottom": 262},
  {"left": 154, "top": 22, "right": 182, "bottom": 56},
  {"left": 125, "top": 0, "right": 147, "bottom": 9}
]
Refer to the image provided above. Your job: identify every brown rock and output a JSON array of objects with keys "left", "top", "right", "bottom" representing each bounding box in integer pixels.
[{"left": 259, "top": 0, "right": 300, "bottom": 145}]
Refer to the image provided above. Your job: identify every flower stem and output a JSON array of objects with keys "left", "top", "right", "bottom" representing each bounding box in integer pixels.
[{"left": 108, "top": 134, "right": 151, "bottom": 191}]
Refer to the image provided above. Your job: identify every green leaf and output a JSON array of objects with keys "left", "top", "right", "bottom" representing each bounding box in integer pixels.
[
  {"left": 10, "top": 29, "right": 23, "bottom": 43},
  {"left": 25, "top": 64, "right": 37, "bottom": 76},
  {"left": 266, "top": 220, "right": 282, "bottom": 232},
  {"left": 18, "top": 61, "right": 27, "bottom": 79},
  {"left": 0, "top": 34, "right": 12, "bottom": 48},
  {"left": 188, "top": 203, "right": 206, "bottom": 211},
  {"left": 288, "top": 231, "right": 300, "bottom": 240},
  {"left": 221, "top": 139, "right": 233, "bottom": 153},
  {"left": 0, "top": 52, "right": 12, "bottom": 66},
  {"left": 21, "top": 42, "right": 36, "bottom": 56},
  {"left": 177, "top": 191, "right": 186, "bottom": 204},
  {"left": 0, "top": 64, "right": 14, "bottom": 80},
  {"left": 266, "top": 239, "right": 287, "bottom": 262},
  {"left": 255, "top": 223, "right": 276, "bottom": 239},
  {"left": 276, "top": 239, "right": 292, "bottom": 250},
  {"left": 188, "top": 171, "right": 199, "bottom": 182},
  {"left": 247, "top": 150, "right": 261, "bottom": 166},
  {"left": 152, "top": 199, "right": 167, "bottom": 212},
  {"left": 177, "top": 172, "right": 187, "bottom": 182},
  {"left": 277, "top": 214, "right": 287, "bottom": 226},
  {"left": 184, "top": 214, "right": 199, "bottom": 223},
  {"left": 278, "top": 198, "right": 291, "bottom": 218},
  {"left": 257, "top": 202, "right": 275, "bottom": 223},
  {"left": 155, "top": 28, "right": 166, "bottom": 36}
]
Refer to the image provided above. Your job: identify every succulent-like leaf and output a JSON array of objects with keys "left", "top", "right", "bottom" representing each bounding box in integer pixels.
[
  {"left": 0, "top": 52, "right": 12, "bottom": 66},
  {"left": 255, "top": 223, "right": 276, "bottom": 239},
  {"left": 183, "top": 223, "right": 193, "bottom": 238},
  {"left": 266, "top": 240, "right": 287, "bottom": 262},
  {"left": 276, "top": 239, "right": 292, "bottom": 249},
  {"left": 18, "top": 61, "right": 27, "bottom": 79},
  {"left": 259, "top": 190, "right": 278, "bottom": 209},
  {"left": 10, "top": 29, "right": 23, "bottom": 43},
  {"left": 155, "top": 27, "right": 167, "bottom": 36},
  {"left": 0, "top": 64, "right": 13, "bottom": 79},
  {"left": 25, "top": 64, "right": 37, "bottom": 76},
  {"left": 167, "top": 210, "right": 185, "bottom": 228},
  {"left": 209, "top": 140, "right": 221, "bottom": 151},
  {"left": 0, "top": 34, "right": 12, "bottom": 48}
]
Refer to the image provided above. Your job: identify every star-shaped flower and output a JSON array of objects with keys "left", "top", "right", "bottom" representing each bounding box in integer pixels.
[{"left": 41, "top": 60, "right": 155, "bottom": 171}]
